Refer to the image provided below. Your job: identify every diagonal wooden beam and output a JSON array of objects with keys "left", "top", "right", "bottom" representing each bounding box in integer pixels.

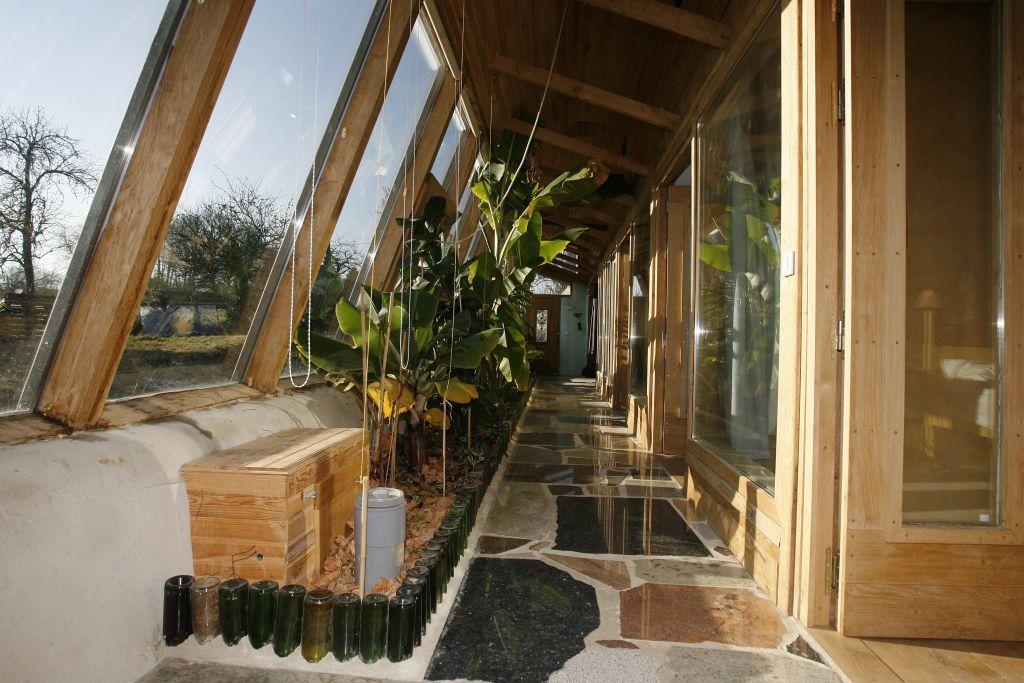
[
  {"left": 37, "top": 0, "right": 256, "bottom": 429},
  {"left": 578, "top": 0, "right": 730, "bottom": 48},
  {"left": 506, "top": 118, "right": 653, "bottom": 177},
  {"left": 243, "top": 0, "right": 421, "bottom": 392},
  {"left": 490, "top": 54, "right": 680, "bottom": 130},
  {"left": 538, "top": 262, "right": 587, "bottom": 285},
  {"left": 548, "top": 205, "right": 621, "bottom": 226}
]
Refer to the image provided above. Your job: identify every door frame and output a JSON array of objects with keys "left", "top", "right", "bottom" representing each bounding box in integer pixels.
[{"left": 834, "top": 0, "right": 1024, "bottom": 640}]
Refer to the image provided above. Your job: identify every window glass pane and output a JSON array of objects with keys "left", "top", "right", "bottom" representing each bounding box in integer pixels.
[
  {"left": 692, "top": 8, "right": 781, "bottom": 493},
  {"left": 902, "top": 0, "right": 1001, "bottom": 525},
  {"left": 535, "top": 309, "right": 549, "bottom": 343},
  {"left": 286, "top": 18, "right": 439, "bottom": 361},
  {"left": 110, "top": 0, "right": 376, "bottom": 399},
  {"left": 0, "top": 1, "right": 166, "bottom": 413},
  {"left": 630, "top": 223, "right": 650, "bottom": 396},
  {"left": 430, "top": 110, "right": 465, "bottom": 183}
]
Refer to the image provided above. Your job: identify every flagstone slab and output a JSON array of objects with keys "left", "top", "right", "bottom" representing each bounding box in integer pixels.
[
  {"left": 476, "top": 535, "right": 532, "bottom": 555},
  {"left": 483, "top": 482, "right": 555, "bottom": 540},
  {"left": 632, "top": 558, "right": 756, "bottom": 588},
  {"left": 554, "top": 497, "right": 711, "bottom": 557},
  {"left": 620, "top": 584, "right": 786, "bottom": 648},
  {"left": 425, "top": 558, "right": 600, "bottom": 682},
  {"left": 657, "top": 645, "right": 839, "bottom": 682},
  {"left": 544, "top": 553, "right": 632, "bottom": 590}
]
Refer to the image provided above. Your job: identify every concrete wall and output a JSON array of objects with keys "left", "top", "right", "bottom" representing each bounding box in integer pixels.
[
  {"left": 0, "top": 387, "right": 361, "bottom": 683},
  {"left": 558, "top": 284, "right": 590, "bottom": 376}
]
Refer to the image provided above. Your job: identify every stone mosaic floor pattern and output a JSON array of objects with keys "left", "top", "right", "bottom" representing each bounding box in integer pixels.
[{"left": 427, "top": 377, "right": 841, "bottom": 682}]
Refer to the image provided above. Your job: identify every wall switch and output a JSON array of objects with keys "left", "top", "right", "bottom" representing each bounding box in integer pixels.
[{"left": 782, "top": 250, "right": 796, "bottom": 277}]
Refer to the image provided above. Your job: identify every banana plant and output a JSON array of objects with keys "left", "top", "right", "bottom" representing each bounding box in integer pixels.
[{"left": 463, "top": 129, "right": 628, "bottom": 390}]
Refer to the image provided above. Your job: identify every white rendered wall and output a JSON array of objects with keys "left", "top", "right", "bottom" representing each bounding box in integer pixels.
[
  {"left": 0, "top": 387, "right": 360, "bottom": 683},
  {"left": 558, "top": 284, "right": 590, "bottom": 376}
]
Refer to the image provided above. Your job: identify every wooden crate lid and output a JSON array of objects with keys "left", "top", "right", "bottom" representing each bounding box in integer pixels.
[{"left": 184, "top": 428, "right": 363, "bottom": 475}]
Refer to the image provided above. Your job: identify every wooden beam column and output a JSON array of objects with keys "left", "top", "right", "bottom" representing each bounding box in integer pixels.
[
  {"left": 646, "top": 189, "right": 667, "bottom": 452},
  {"left": 37, "top": 0, "right": 255, "bottom": 429},
  {"left": 663, "top": 184, "right": 691, "bottom": 455},
  {"left": 243, "top": 0, "right": 420, "bottom": 392},
  {"left": 612, "top": 240, "right": 631, "bottom": 409},
  {"left": 577, "top": 0, "right": 731, "bottom": 48}
]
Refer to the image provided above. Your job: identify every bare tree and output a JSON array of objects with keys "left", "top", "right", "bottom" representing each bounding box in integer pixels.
[
  {"left": 163, "top": 176, "right": 289, "bottom": 325},
  {"left": 0, "top": 106, "right": 97, "bottom": 292}
]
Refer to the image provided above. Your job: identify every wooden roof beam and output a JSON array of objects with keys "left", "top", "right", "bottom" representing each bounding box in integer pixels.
[
  {"left": 506, "top": 118, "right": 652, "bottom": 177},
  {"left": 538, "top": 262, "right": 587, "bottom": 285},
  {"left": 490, "top": 54, "right": 680, "bottom": 130},
  {"left": 577, "top": 0, "right": 730, "bottom": 49}
]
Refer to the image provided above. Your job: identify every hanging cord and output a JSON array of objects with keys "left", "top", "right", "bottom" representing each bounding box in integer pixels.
[
  {"left": 287, "top": 0, "right": 323, "bottom": 388},
  {"left": 488, "top": 0, "right": 569, "bottom": 232}
]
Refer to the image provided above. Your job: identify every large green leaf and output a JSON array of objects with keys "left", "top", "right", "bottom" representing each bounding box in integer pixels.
[
  {"left": 508, "top": 211, "right": 543, "bottom": 266},
  {"left": 295, "top": 332, "right": 364, "bottom": 375},
  {"left": 448, "top": 328, "right": 502, "bottom": 369},
  {"left": 699, "top": 242, "right": 732, "bottom": 272},
  {"left": 435, "top": 377, "right": 479, "bottom": 403},
  {"left": 532, "top": 166, "right": 600, "bottom": 210},
  {"left": 335, "top": 298, "right": 364, "bottom": 343},
  {"left": 539, "top": 227, "right": 586, "bottom": 264}
]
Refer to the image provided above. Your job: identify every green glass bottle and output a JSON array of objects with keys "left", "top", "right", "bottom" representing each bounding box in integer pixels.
[
  {"left": 397, "top": 584, "right": 424, "bottom": 645},
  {"left": 434, "top": 528, "right": 457, "bottom": 581},
  {"left": 247, "top": 580, "right": 277, "bottom": 650},
  {"left": 218, "top": 578, "right": 248, "bottom": 646},
  {"left": 359, "top": 593, "right": 388, "bottom": 664},
  {"left": 190, "top": 576, "right": 220, "bottom": 645},
  {"left": 415, "top": 557, "right": 440, "bottom": 602},
  {"left": 301, "top": 589, "right": 334, "bottom": 663},
  {"left": 405, "top": 565, "right": 433, "bottom": 613},
  {"left": 162, "top": 575, "right": 193, "bottom": 647},
  {"left": 425, "top": 540, "right": 449, "bottom": 583},
  {"left": 331, "top": 592, "right": 360, "bottom": 662},
  {"left": 387, "top": 596, "right": 416, "bottom": 662},
  {"left": 273, "top": 584, "right": 306, "bottom": 657}
]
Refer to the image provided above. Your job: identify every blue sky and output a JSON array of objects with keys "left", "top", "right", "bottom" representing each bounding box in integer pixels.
[{"left": 1, "top": 0, "right": 447, "bottom": 272}]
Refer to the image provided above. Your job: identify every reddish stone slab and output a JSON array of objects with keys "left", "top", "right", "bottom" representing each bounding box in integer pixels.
[{"left": 620, "top": 583, "right": 786, "bottom": 648}]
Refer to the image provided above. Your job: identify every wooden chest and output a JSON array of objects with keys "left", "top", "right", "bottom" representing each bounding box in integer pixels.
[{"left": 183, "top": 428, "right": 363, "bottom": 585}]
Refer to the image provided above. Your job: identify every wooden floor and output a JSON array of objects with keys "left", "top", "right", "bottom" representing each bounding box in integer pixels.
[{"left": 811, "top": 629, "right": 1024, "bottom": 682}]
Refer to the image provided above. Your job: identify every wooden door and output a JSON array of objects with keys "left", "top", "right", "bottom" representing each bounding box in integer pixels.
[
  {"left": 837, "top": 0, "right": 1024, "bottom": 639},
  {"left": 528, "top": 295, "right": 561, "bottom": 375}
]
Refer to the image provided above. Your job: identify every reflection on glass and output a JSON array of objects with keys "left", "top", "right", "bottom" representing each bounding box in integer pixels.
[
  {"left": 535, "top": 309, "right": 549, "bottom": 343},
  {"left": 110, "top": 0, "right": 375, "bottom": 399},
  {"left": 0, "top": 1, "right": 166, "bottom": 413},
  {"left": 692, "top": 8, "right": 781, "bottom": 493},
  {"left": 283, "top": 18, "right": 440, "bottom": 371},
  {"left": 630, "top": 223, "right": 650, "bottom": 396},
  {"left": 902, "top": 0, "right": 1001, "bottom": 525},
  {"left": 430, "top": 110, "right": 466, "bottom": 184}
]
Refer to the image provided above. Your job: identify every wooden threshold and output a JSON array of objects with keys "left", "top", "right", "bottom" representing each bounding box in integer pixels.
[{"left": 810, "top": 628, "right": 1024, "bottom": 682}]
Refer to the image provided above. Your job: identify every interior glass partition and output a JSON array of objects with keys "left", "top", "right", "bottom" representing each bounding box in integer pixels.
[
  {"left": 691, "top": 6, "right": 781, "bottom": 492},
  {"left": 110, "top": 0, "right": 377, "bottom": 399},
  {"left": 0, "top": 1, "right": 168, "bottom": 413}
]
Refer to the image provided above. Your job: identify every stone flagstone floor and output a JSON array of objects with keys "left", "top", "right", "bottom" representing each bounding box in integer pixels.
[
  {"left": 424, "top": 377, "right": 842, "bottom": 683},
  {"left": 145, "top": 377, "right": 842, "bottom": 682}
]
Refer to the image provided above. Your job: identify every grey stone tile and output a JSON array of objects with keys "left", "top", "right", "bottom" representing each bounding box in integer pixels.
[
  {"left": 482, "top": 482, "right": 556, "bottom": 540},
  {"left": 632, "top": 558, "right": 756, "bottom": 589},
  {"left": 657, "top": 646, "right": 840, "bottom": 682}
]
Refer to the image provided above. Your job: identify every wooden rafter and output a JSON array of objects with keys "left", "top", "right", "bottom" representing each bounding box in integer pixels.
[
  {"left": 578, "top": 0, "right": 731, "bottom": 48},
  {"left": 243, "top": 0, "right": 422, "bottom": 392},
  {"left": 490, "top": 54, "right": 680, "bottom": 130},
  {"left": 506, "top": 118, "right": 653, "bottom": 176},
  {"left": 538, "top": 262, "right": 587, "bottom": 285},
  {"left": 37, "top": 0, "right": 255, "bottom": 429}
]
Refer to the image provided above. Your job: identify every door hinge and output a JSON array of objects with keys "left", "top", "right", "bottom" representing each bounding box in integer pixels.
[
  {"left": 836, "top": 80, "right": 846, "bottom": 124},
  {"left": 825, "top": 548, "right": 841, "bottom": 594},
  {"left": 835, "top": 318, "right": 845, "bottom": 353}
]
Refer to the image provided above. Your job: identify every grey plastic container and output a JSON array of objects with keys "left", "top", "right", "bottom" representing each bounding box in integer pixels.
[{"left": 354, "top": 487, "right": 407, "bottom": 590}]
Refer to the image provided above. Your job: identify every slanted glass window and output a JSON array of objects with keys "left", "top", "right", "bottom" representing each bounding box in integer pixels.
[
  {"left": 110, "top": 0, "right": 376, "bottom": 399},
  {"left": 430, "top": 110, "right": 466, "bottom": 185},
  {"left": 0, "top": 1, "right": 167, "bottom": 413},
  {"left": 692, "top": 7, "right": 781, "bottom": 493},
  {"left": 630, "top": 222, "right": 650, "bottom": 397},
  {"left": 306, "top": 17, "right": 440, "bottom": 342},
  {"left": 902, "top": 0, "right": 1002, "bottom": 525}
]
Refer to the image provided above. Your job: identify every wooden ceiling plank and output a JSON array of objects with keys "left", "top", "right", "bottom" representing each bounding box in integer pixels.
[
  {"left": 506, "top": 118, "right": 652, "bottom": 176},
  {"left": 577, "top": 0, "right": 731, "bottom": 48},
  {"left": 490, "top": 54, "right": 680, "bottom": 129}
]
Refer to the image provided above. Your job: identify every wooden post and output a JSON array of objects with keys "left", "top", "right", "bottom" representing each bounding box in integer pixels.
[
  {"left": 646, "top": 188, "right": 667, "bottom": 452},
  {"left": 37, "top": 0, "right": 255, "bottom": 429},
  {"left": 243, "top": 0, "right": 422, "bottom": 393}
]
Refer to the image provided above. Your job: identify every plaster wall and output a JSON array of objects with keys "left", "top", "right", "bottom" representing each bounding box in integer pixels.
[{"left": 0, "top": 387, "right": 361, "bottom": 683}]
